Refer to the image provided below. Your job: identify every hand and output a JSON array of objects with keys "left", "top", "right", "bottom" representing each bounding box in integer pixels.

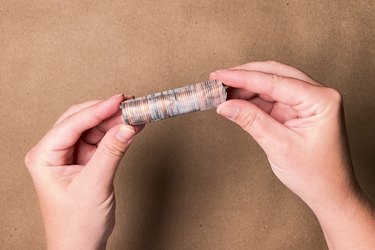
[
  {"left": 25, "top": 94, "right": 144, "bottom": 250},
  {"left": 210, "top": 61, "right": 357, "bottom": 208},
  {"left": 210, "top": 61, "right": 375, "bottom": 249}
]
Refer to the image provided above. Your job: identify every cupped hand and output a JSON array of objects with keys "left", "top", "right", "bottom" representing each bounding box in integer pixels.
[{"left": 25, "top": 94, "right": 144, "bottom": 250}]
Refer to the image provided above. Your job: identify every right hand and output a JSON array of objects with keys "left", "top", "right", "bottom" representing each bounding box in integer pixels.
[{"left": 210, "top": 61, "right": 359, "bottom": 211}]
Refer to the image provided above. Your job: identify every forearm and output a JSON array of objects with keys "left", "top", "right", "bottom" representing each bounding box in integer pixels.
[{"left": 311, "top": 190, "right": 375, "bottom": 250}]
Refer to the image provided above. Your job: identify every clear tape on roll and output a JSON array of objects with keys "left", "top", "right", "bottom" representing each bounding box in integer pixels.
[{"left": 120, "top": 80, "right": 227, "bottom": 125}]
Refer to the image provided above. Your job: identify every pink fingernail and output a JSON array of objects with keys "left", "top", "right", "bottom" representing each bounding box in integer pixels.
[
  {"left": 110, "top": 93, "right": 124, "bottom": 99},
  {"left": 217, "top": 104, "right": 239, "bottom": 121}
]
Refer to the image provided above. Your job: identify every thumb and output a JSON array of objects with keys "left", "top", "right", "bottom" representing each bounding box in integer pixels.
[
  {"left": 217, "top": 99, "right": 293, "bottom": 153},
  {"left": 84, "top": 124, "right": 136, "bottom": 188}
]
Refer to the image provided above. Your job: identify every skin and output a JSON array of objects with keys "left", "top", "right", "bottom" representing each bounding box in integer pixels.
[
  {"left": 210, "top": 61, "right": 375, "bottom": 249},
  {"left": 25, "top": 61, "right": 375, "bottom": 249},
  {"left": 25, "top": 94, "right": 144, "bottom": 250}
]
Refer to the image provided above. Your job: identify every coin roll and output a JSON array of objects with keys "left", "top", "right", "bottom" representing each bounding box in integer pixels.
[{"left": 120, "top": 80, "right": 227, "bottom": 125}]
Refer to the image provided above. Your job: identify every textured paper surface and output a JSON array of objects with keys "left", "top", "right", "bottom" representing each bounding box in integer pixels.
[{"left": 1, "top": 1, "right": 374, "bottom": 249}]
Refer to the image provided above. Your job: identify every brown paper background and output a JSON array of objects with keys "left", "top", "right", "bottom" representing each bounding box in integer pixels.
[{"left": 1, "top": 1, "right": 374, "bottom": 249}]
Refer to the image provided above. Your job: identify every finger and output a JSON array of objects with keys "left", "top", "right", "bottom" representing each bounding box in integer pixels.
[
  {"left": 53, "top": 100, "right": 102, "bottom": 126},
  {"left": 82, "top": 94, "right": 137, "bottom": 145},
  {"left": 228, "top": 61, "right": 320, "bottom": 85},
  {"left": 249, "top": 97, "right": 298, "bottom": 124},
  {"left": 210, "top": 73, "right": 258, "bottom": 101},
  {"left": 40, "top": 94, "right": 125, "bottom": 151},
  {"left": 74, "top": 139, "right": 96, "bottom": 165},
  {"left": 83, "top": 124, "right": 139, "bottom": 189},
  {"left": 83, "top": 118, "right": 144, "bottom": 147},
  {"left": 226, "top": 87, "right": 275, "bottom": 103},
  {"left": 228, "top": 90, "right": 300, "bottom": 124},
  {"left": 77, "top": 124, "right": 144, "bottom": 165},
  {"left": 82, "top": 112, "right": 123, "bottom": 145},
  {"left": 217, "top": 99, "right": 297, "bottom": 154},
  {"left": 212, "top": 70, "right": 322, "bottom": 111},
  {"left": 270, "top": 102, "right": 298, "bottom": 124},
  {"left": 53, "top": 95, "right": 134, "bottom": 127},
  {"left": 249, "top": 97, "right": 274, "bottom": 114}
]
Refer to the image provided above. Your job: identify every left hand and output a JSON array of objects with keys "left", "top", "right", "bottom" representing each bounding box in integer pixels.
[{"left": 25, "top": 94, "right": 144, "bottom": 250}]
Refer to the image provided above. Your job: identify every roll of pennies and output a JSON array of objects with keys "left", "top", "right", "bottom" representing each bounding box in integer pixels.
[{"left": 120, "top": 80, "right": 227, "bottom": 125}]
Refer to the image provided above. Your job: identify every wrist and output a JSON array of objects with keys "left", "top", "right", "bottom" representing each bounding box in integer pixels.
[
  {"left": 48, "top": 240, "right": 107, "bottom": 250},
  {"left": 308, "top": 184, "right": 364, "bottom": 222},
  {"left": 308, "top": 185, "right": 372, "bottom": 233},
  {"left": 46, "top": 228, "right": 108, "bottom": 250},
  {"left": 42, "top": 208, "right": 111, "bottom": 250},
  {"left": 309, "top": 187, "right": 375, "bottom": 249}
]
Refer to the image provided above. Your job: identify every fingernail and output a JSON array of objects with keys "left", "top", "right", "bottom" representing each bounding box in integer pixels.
[
  {"left": 116, "top": 125, "right": 135, "bottom": 143},
  {"left": 210, "top": 70, "right": 227, "bottom": 80},
  {"left": 123, "top": 95, "right": 135, "bottom": 100},
  {"left": 110, "top": 93, "right": 124, "bottom": 100},
  {"left": 217, "top": 104, "right": 239, "bottom": 120}
]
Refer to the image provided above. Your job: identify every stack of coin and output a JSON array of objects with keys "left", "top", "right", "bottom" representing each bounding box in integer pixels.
[{"left": 120, "top": 80, "right": 227, "bottom": 125}]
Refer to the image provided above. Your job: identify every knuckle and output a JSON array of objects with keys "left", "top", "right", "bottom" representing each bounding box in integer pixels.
[
  {"left": 103, "top": 142, "right": 126, "bottom": 158},
  {"left": 325, "top": 87, "right": 343, "bottom": 105},
  {"left": 270, "top": 73, "right": 283, "bottom": 82},
  {"left": 268, "top": 74, "right": 282, "bottom": 92},
  {"left": 266, "top": 60, "right": 281, "bottom": 65},
  {"left": 68, "top": 104, "right": 79, "bottom": 112},
  {"left": 24, "top": 150, "right": 34, "bottom": 168}
]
